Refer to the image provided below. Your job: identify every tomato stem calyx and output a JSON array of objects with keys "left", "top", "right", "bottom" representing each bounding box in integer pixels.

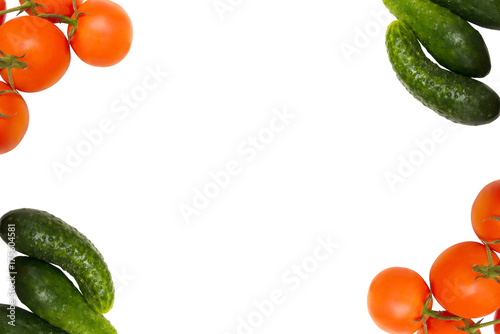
[
  {"left": 472, "top": 241, "right": 500, "bottom": 283},
  {"left": 454, "top": 318, "right": 481, "bottom": 334},
  {"left": 0, "top": 51, "right": 28, "bottom": 92}
]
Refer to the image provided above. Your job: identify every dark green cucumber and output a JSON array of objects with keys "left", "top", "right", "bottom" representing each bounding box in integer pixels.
[
  {"left": 386, "top": 20, "right": 500, "bottom": 125},
  {"left": 12, "top": 257, "right": 117, "bottom": 334},
  {"left": 0, "top": 304, "right": 68, "bottom": 334},
  {"left": 430, "top": 0, "right": 500, "bottom": 30},
  {"left": 0, "top": 208, "right": 114, "bottom": 314},
  {"left": 383, "top": 0, "right": 491, "bottom": 77}
]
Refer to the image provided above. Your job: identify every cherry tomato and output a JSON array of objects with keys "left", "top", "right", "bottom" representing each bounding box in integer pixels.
[
  {"left": 69, "top": 0, "right": 133, "bottom": 67},
  {"left": 19, "top": 0, "right": 83, "bottom": 23},
  {"left": 368, "top": 267, "right": 431, "bottom": 334},
  {"left": 472, "top": 180, "right": 500, "bottom": 252},
  {"left": 0, "top": 0, "right": 5, "bottom": 26},
  {"left": 0, "top": 82, "right": 29, "bottom": 154},
  {"left": 430, "top": 241, "right": 500, "bottom": 318},
  {"left": 417, "top": 311, "right": 479, "bottom": 334},
  {"left": 0, "top": 16, "right": 70, "bottom": 92}
]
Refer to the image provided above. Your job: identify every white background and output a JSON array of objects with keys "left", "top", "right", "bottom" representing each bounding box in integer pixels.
[{"left": 2, "top": 0, "right": 500, "bottom": 333}]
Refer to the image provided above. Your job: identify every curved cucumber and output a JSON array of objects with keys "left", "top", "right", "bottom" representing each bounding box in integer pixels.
[
  {"left": 12, "top": 256, "right": 117, "bottom": 334},
  {"left": 0, "top": 208, "right": 114, "bottom": 314},
  {"left": 382, "top": 0, "right": 491, "bottom": 77},
  {"left": 430, "top": 0, "right": 500, "bottom": 30},
  {"left": 0, "top": 304, "right": 68, "bottom": 334},
  {"left": 386, "top": 20, "right": 500, "bottom": 125}
]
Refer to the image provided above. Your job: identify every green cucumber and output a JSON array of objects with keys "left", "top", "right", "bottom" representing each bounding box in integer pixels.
[
  {"left": 0, "top": 208, "right": 114, "bottom": 314},
  {"left": 386, "top": 20, "right": 500, "bottom": 125},
  {"left": 430, "top": 0, "right": 500, "bottom": 30},
  {"left": 383, "top": 0, "right": 491, "bottom": 77},
  {"left": 12, "top": 256, "right": 117, "bottom": 334},
  {"left": 0, "top": 304, "right": 68, "bottom": 334}
]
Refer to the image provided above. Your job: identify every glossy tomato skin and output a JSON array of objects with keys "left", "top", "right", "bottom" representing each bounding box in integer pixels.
[
  {"left": 0, "top": 16, "right": 70, "bottom": 92},
  {"left": 430, "top": 241, "right": 500, "bottom": 318},
  {"left": 19, "top": 0, "right": 83, "bottom": 23},
  {"left": 69, "top": 0, "right": 133, "bottom": 67},
  {"left": 0, "top": 82, "right": 29, "bottom": 154},
  {"left": 0, "top": 0, "right": 5, "bottom": 26},
  {"left": 472, "top": 180, "right": 500, "bottom": 252},
  {"left": 417, "top": 311, "right": 479, "bottom": 334},
  {"left": 368, "top": 267, "right": 431, "bottom": 334}
]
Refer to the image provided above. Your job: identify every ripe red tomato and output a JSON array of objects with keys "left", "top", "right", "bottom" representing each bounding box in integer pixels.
[
  {"left": 430, "top": 241, "right": 500, "bottom": 318},
  {"left": 417, "top": 311, "right": 479, "bottom": 334},
  {"left": 0, "top": 16, "right": 70, "bottom": 92},
  {"left": 69, "top": 0, "right": 133, "bottom": 67},
  {"left": 472, "top": 180, "right": 500, "bottom": 252},
  {"left": 0, "top": 0, "right": 5, "bottom": 26},
  {"left": 19, "top": 0, "right": 83, "bottom": 23},
  {"left": 368, "top": 267, "right": 431, "bottom": 334},
  {"left": 0, "top": 82, "right": 29, "bottom": 154}
]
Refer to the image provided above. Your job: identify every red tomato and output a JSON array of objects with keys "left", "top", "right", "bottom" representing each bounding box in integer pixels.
[
  {"left": 69, "top": 0, "right": 133, "bottom": 67},
  {"left": 472, "top": 180, "right": 500, "bottom": 252},
  {"left": 0, "top": 82, "right": 29, "bottom": 154},
  {"left": 430, "top": 241, "right": 500, "bottom": 318},
  {"left": 0, "top": 0, "right": 5, "bottom": 26},
  {"left": 417, "top": 311, "right": 480, "bottom": 334},
  {"left": 368, "top": 267, "right": 431, "bottom": 334},
  {"left": 0, "top": 16, "right": 70, "bottom": 92},
  {"left": 19, "top": 0, "right": 83, "bottom": 23}
]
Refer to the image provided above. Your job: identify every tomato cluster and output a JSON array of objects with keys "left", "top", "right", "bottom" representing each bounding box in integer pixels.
[
  {"left": 368, "top": 180, "right": 500, "bottom": 334},
  {"left": 0, "top": 0, "right": 133, "bottom": 154}
]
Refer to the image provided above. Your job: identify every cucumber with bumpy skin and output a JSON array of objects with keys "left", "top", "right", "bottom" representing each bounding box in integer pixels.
[
  {"left": 430, "top": 0, "right": 500, "bottom": 30},
  {"left": 12, "top": 256, "right": 117, "bottom": 334},
  {"left": 386, "top": 20, "right": 500, "bottom": 125},
  {"left": 0, "top": 208, "right": 114, "bottom": 314},
  {"left": 383, "top": 0, "right": 491, "bottom": 77},
  {"left": 0, "top": 304, "right": 68, "bottom": 334}
]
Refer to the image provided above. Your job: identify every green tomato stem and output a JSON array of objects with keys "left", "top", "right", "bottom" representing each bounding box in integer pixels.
[
  {"left": 0, "top": 1, "right": 45, "bottom": 17},
  {"left": 37, "top": 13, "right": 77, "bottom": 26},
  {"left": 468, "top": 317, "right": 500, "bottom": 331},
  {"left": 423, "top": 309, "right": 463, "bottom": 321}
]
